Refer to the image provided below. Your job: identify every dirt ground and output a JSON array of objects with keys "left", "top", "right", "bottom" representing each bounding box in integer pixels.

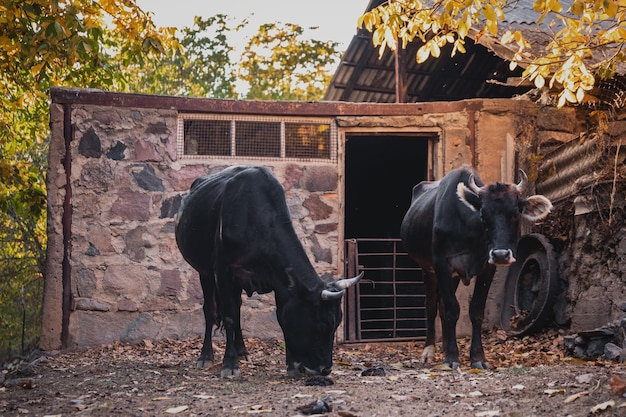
[{"left": 1, "top": 329, "right": 625, "bottom": 417}]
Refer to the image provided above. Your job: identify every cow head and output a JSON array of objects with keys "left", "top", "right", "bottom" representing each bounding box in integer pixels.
[
  {"left": 277, "top": 272, "right": 363, "bottom": 378},
  {"left": 456, "top": 170, "right": 553, "bottom": 265}
]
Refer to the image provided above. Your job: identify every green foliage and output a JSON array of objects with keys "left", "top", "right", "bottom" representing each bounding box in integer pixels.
[
  {"left": 239, "top": 23, "right": 342, "bottom": 100},
  {"left": 0, "top": 0, "right": 177, "bottom": 361},
  {"left": 118, "top": 15, "right": 239, "bottom": 98}
]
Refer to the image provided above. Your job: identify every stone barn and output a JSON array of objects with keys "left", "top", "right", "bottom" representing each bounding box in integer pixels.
[{"left": 41, "top": 87, "right": 567, "bottom": 351}]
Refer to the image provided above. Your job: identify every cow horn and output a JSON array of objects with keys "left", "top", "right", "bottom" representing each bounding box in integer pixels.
[
  {"left": 468, "top": 175, "right": 482, "bottom": 194},
  {"left": 517, "top": 169, "right": 528, "bottom": 192},
  {"left": 334, "top": 271, "right": 364, "bottom": 290},
  {"left": 321, "top": 288, "right": 345, "bottom": 300}
]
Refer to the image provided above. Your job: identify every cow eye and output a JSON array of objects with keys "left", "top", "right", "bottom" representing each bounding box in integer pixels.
[{"left": 518, "top": 200, "right": 526, "bottom": 213}]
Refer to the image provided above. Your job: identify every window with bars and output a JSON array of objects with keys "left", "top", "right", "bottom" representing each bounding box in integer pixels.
[{"left": 178, "top": 114, "right": 336, "bottom": 161}]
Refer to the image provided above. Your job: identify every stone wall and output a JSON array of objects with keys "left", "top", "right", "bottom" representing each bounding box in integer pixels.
[
  {"left": 532, "top": 108, "right": 626, "bottom": 332},
  {"left": 42, "top": 102, "right": 340, "bottom": 350},
  {"left": 42, "top": 90, "right": 570, "bottom": 351}
]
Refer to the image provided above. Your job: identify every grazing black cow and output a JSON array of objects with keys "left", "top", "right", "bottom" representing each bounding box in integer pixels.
[
  {"left": 175, "top": 165, "right": 362, "bottom": 378},
  {"left": 400, "top": 166, "right": 552, "bottom": 370}
]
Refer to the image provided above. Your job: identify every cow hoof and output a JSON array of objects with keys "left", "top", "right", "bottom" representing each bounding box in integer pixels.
[
  {"left": 196, "top": 358, "right": 213, "bottom": 369},
  {"left": 443, "top": 361, "right": 460, "bottom": 370},
  {"left": 421, "top": 345, "right": 436, "bottom": 364},
  {"left": 220, "top": 367, "right": 241, "bottom": 378},
  {"left": 471, "top": 361, "right": 489, "bottom": 370}
]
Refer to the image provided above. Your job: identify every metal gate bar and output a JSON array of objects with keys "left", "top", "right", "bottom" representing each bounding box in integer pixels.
[{"left": 344, "top": 238, "right": 426, "bottom": 343}]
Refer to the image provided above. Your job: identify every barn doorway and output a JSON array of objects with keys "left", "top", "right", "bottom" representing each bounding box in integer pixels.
[{"left": 343, "top": 134, "right": 432, "bottom": 342}]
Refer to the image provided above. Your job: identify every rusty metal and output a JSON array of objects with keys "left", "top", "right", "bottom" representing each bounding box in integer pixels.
[
  {"left": 536, "top": 134, "right": 603, "bottom": 203},
  {"left": 500, "top": 233, "right": 559, "bottom": 337},
  {"left": 344, "top": 238, "right": 426, "bottom": 343}
]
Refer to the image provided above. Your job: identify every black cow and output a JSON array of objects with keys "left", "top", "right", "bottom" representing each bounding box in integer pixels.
[
  {"left": 175, "top": 165, "right": 362, "bottom": 378},
  {"left": 400, "top": 166, "right": 552, "bottom": 370}
]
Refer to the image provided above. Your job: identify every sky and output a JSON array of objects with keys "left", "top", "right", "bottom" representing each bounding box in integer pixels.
[{"left": 136, "top": 0, "right": 367, "bottom": 52}]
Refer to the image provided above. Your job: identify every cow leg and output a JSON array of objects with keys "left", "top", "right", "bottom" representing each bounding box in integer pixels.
[
  {"left": 216, "top": 267, "right": 243, "bottom": 378},
  {"left": 434, "top": 259, "right": 461, "bottom": 370},
  {"left": 439, "top": 275, "right": 460, "bottom": 353},
  {"left": 197, "top": 272, "right": 216, "bottom": 369},
  {"left": 468, "top": 265, "right": 495, "bottom": 370},
  {"left": 421, "top": 268, "right": 438, "bottom": 364},
  {"left": 234, "top": 295, "right": 249, "bottom": 360}
]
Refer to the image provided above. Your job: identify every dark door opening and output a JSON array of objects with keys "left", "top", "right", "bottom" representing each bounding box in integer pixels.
[
  {"left": 344, "top": 135, "right": 429, "bottom": 239},
  {"left": 344, "top": 134, "right": 431, "bottom": 341}
]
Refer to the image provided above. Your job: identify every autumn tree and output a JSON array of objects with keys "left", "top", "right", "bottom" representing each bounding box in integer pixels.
[
  {"left": 239, "top": 23, "right": 342, "bottom": 100},
  {"left": 119, "top": 15, "right": 240, "bottom": 98},
  {"left": 0, "top": 0, "right": 177, "bottom": 359},
  {"left": 359, "top": 0, "right": 626, "bottom": 107}
]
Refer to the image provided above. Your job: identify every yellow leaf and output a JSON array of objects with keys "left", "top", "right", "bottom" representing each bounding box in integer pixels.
[
  {"left": 570, "top": 0, "right": 585, "bottom": 15},
  {"left": 547, "top": 0, "right": 563, "bottom": 13},
  {"left": 483, "top": 4, "right": 496, "bottom": 21},
  {"left": 590, "top": 400, "right": 615, "bottom": 414},
  {"left": 564, "top": 88, "right": 578, "bottom": 103},
  {"left": 430, "top": 41, "right": 441, "bottom": 58},
  {"left": 534, "top": 0, "right": 547, "bottom": 13},
  {"left": 416, "top": 45, "right": 430, "bottom": 63},
  {"left": 564, "top": 390, "right": 589, "bottom": 403},
  {"left": 501, "top": 31, "right": 515, "bottom": 45},
  {"left": 534, "top": 74, "right": 545, "bottom": 88}
]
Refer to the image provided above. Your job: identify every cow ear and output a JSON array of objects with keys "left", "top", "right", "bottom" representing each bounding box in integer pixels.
[
  {"left": 521, "top": 195, "right": 553, "bottom": 221},
  {"left": 456, "top": 182, "right": 482, "bottom": 212}
]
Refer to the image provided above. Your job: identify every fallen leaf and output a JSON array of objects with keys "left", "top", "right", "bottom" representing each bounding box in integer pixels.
[
  {"left": 326, "top": 390, "right": 346, "bottom": 395},
  {"left": 576, "top": 373, "right": 594, "bottom": 384},
  {"left": 590, "top": 400, "right": 615, "bottom": 414},
  {"left": 391, "top": 394, "right": 408, "bottom": 401},
  {"left": 475, "top": 411, "right": 500, "bottom": 416},
  {"left": 469, "top": 391, "right": 484, "bottom": 397},
  {"left": 192, "top": 394, "right": 215, "bottom": 399},
  {"left": 431, "top": 364, "right": 453, "bottom": 371},
  {"left": 564, "top": 391, "right": 589, "bottom": 403},
  {"left": 152, "top": 397, "right": 171, "bottom": 401},
  {"left": 544, "top": 388, "right": 565, "bottom": 396},
  {"left": 512, "top": 384, "right": 525, "bottom": 390},
  {"left": 468, "top": 368, "right": 485, "bottom": 374},
  {"left": 609, "top": 375, "right": 626, "bottom": 396},
  {"left": 165, "top": 405, "right": 189, "bottom": 414}
]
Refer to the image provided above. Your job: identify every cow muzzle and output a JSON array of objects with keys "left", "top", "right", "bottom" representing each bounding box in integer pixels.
[{"left": 488, "top": 249, "right": 516, "bottom": 265}]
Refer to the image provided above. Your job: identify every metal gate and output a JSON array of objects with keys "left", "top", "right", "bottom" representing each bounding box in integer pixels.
[{"left": 343, "top": 238, "right": 427, "bottom": 342}]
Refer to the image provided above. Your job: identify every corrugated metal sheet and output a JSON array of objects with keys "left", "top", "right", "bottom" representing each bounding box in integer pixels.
[{"left": 536, "top": 135, "right": 604, "bottom": 203}]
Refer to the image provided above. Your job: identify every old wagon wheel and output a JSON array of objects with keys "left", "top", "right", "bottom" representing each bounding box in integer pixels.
[{"left": 500, "top": 233, "right": 559, "bottom": 337}]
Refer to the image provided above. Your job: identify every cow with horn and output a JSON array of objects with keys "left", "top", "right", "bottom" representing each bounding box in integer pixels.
[{"left": 176, "top": 165, "right": 362, "bottom": 378}]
